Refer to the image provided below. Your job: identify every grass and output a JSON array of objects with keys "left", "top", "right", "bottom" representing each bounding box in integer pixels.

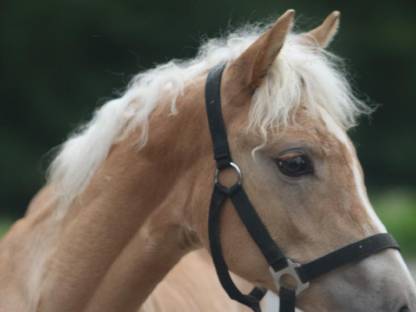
[
  {"left": 372, "top": 189, "right": 416, "bottom": 258},
  {"left": 0, "top": 190, "right": 415, "bottom": 258},
  {"left": 0, "top": 217, "right": 13, "bottom": 238}
]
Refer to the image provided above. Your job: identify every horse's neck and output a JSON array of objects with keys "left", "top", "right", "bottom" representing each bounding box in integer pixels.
[
  {"left": 141, "top": 250, "right": 256, "bottom": 312},
  {"left": 0, "top": 185, "right": 61, "bottom": 311},
  {"left": 1, "top": 182, "right": 192, "bottom": 312},
  {"left": 3, "top": 82, "right": 212, "bottom": 312}
]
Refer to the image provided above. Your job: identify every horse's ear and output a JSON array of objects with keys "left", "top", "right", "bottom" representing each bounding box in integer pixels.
[
  {"left": 229, "top": 9, "right": 295, "bottom": 91},
  {"left": 303, "top": 11, "right": 340, "bottom": 48}
]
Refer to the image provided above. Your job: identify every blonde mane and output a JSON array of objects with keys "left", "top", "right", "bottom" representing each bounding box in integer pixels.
[{"left": 47, "top": 25, "right": 368, "bottom": 210}]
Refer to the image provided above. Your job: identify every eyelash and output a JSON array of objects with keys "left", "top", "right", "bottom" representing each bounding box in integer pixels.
[{"left": 275, "top": 152, "right": 314, "bottom": 177}]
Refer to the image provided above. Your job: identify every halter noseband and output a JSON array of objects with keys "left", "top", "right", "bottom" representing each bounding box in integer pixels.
[{"left": 205, "top": 63, "right": 400, "bottom": 312}]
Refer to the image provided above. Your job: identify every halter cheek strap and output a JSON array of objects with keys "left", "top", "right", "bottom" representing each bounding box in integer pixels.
[{"left": 205, "top": 63, "right": 400, "bottom": 312}]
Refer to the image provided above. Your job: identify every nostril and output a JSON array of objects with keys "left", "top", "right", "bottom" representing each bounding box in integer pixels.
[{"left": 399, "top": 306, "right": 410, "bottom": 312}]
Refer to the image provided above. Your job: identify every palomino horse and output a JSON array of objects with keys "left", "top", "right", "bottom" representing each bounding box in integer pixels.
[{"left": 1, "top": 9, "right": 415, "bottom": 312}]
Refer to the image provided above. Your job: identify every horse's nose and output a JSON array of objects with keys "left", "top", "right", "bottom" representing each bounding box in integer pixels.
[{"left": 400, "top": 293, "right": 416, "bottom": 312}]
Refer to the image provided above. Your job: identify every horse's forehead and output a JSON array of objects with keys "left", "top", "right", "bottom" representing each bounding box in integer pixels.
[
  {"left": 316, "top": 107, "right": 351, "bottom": 146},
  {"left": 270, "top": 107, "right": 354, "bottom": 155}
]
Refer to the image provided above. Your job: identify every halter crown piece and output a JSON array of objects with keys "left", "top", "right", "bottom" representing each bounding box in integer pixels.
[{"left": 204, "top": 63, "right": 400, "bottom": 312}]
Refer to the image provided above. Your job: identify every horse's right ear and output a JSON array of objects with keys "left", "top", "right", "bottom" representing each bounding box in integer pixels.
[{"left": 228, "top": 9, "right": 294, "bottom": 92}]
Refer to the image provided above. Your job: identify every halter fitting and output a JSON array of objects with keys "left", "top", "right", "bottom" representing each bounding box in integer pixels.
[
  {"left": 214, "top": 162, "right": 242, "bottom": 191},
  {"left": 270, "top": 259, "right": 309, "bottom": 296}
]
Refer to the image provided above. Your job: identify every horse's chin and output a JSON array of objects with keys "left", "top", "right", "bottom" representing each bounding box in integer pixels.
[{"left": 296, "top": 250, "right": 416, "bottom": 312}]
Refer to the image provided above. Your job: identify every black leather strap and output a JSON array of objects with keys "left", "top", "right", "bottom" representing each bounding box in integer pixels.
[
  {"left": 206, "top": 63, "right": 271, "bottom": 311},
  {"left": 297, "top": 233, "right": 400, "bottom": 283},
  {"left": 208, "top": 184, "right": 266, "bottom": 312},
  {"left": 205, "top": 63, "right": 232, "bottom": 169},
  {"left": 230, "top": 186, "right": 288, "bottom": 271},
  {"left": 279, "top": 288, "right": 296, "bottom": 312}
]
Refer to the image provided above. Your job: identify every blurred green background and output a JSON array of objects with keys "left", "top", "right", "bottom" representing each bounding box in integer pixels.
[{"left": 0, "top": 1, "right": 415, "bottom": 258}]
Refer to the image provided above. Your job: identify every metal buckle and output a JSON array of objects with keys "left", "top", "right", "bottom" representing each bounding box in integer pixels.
[
  {"left": 269, "top": 259, "right": 309, "bottom": 296},
  {"left": 214, "top": 162, "right": 242, "bottom": 189}
]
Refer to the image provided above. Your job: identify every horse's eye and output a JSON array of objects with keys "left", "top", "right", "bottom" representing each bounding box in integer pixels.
[{"left": 276, "top": 154, "right": 313, "bottom": 177}]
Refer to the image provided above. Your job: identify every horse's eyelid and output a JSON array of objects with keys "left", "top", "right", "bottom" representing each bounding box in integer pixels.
[
  {"left": 277, "top": 148, "right": 306, "bottom": 159},
  {"left": 277, "top": 153, "right": 304, "bottom": 161}
]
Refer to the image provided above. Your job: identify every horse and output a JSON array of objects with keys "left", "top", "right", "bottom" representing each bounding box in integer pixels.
[{"left": 1, "top": 8, "right": 415, "bottom": 312}]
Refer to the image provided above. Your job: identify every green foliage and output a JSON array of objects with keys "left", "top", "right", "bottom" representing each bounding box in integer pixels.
[
  {"left": 373, "top": 190, "right": 416, "bottom": 258},
  {"left": 1, "top": 1, "right": 416, "bottom": 217},
  {"left": 0, "top": 218, "right": 13, "bottom": 238}
]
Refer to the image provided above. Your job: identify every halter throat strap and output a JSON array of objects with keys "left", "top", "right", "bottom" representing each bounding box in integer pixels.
[{"left": 205, "top": 63, "right": 400, "bottom": 312}]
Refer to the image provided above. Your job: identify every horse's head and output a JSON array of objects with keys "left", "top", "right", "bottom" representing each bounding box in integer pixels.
[{"left": 195, "top": 10, "right": 416, "bottom": 311}]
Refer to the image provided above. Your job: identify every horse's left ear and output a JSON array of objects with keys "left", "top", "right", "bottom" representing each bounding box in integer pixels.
[
  {"left": 228, "top": 9, "right": 295, "bottom": 92},
  {"left": 302, "top": 11, "right": 341, "bottom": 48}
]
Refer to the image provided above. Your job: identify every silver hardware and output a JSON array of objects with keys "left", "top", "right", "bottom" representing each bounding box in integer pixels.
[
  {"left": 269, "top": 259, "right": 309, "bottom": 296},
  {"left": 214, "top": 162, "right": 242, "bottom": 188}
]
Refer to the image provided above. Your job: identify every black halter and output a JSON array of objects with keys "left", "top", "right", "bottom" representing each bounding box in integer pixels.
[{"left": 205, "top": 63, "right": 400, "bottom": 312}]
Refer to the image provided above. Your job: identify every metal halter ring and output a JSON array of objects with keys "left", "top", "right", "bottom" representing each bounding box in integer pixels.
[
  {"left": 214, "top": 162, "right": 242, "bottom": 189},
  {"left": 269, "top": 259, "right": 310, "bottom": 296}
]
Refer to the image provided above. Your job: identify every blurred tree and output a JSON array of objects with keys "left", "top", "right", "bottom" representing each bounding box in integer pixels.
[{"left": 1, "top": 0, "right": 415, "bottom": 217}]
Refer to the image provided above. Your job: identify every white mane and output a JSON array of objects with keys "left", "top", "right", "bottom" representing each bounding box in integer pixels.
[{"left": 47, "top": 25, "right": 368, "bottom": 209}]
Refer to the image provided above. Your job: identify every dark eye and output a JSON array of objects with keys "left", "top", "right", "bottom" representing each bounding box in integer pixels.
[{"left": 276, "top": 154, "right": 313, "bottom": 177}]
